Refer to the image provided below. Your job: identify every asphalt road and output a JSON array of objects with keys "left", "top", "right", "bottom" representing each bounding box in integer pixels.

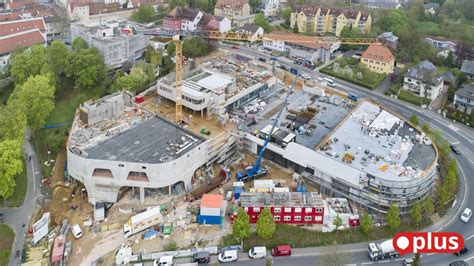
[
  {"left": 0, "top": 129, "right": 42, "bottom": 266},
  {"left": 221, "top": 45, "right": 474, "bottom": 265}
]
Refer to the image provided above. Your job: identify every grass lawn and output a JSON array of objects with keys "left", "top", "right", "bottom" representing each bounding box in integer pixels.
[
  {"left": 0, "top": 224, "right": 15, "bottom": 266},
  {"left": 398, "top": 90, "right": 431, "bottom": 106},
  {"left": 418, "top": 21, "right": 441, "bottom": 35},
  {"left": 222, "top": 221, "right": 430, "bottom": 251},
  {"left": 33, "top": 88, "right": 101, "bottom": 178},
  {"left": 0, "top": 163, "right": 27, "bottom": 207}
]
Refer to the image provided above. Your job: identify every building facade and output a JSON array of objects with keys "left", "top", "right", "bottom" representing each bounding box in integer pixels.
[
  {"left": 290, "top": 6, "right": 371, "bottom": 36},
  {"left": 377, "top": 32, "right": 398, "bottom": 49},
  {"left": 460, "top": 60, "right": 474, "bottom": 80},
  {"left": 402, "top": 60, "right": 444, "bottom": 101},
  {"left": 214, "top": 0, "right": 250, "bottom": 21},
  {"left": 360, "top": 45, "right": 394, "bottom": 75},
  {"left": 70, "top": 17, "right": 148, "bottom": 67},
  {"left": 259, "top": 0, "right": 279, "bottom": 17},
  {"left": 163, "top": 6, "right": 203, "bottom": 33},
  {"left": 454, "top": 84, "right": 474, "bottom": 115}
]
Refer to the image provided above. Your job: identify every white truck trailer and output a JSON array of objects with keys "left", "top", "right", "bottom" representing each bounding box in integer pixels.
[
  {"left": 123, "top": 206, "right": 161, "bottom": 238},
  {"left": 367, "top": 239, "right": 400, "bottom": 261}
]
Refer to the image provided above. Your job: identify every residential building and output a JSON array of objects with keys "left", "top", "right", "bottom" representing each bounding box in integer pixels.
[
  {"left": 402, "top": 60, "right": 444, "bottom": 101},
  {"left": 0, "top": 17, "right": 46, "bottom": 68},
  {"left": 424, "top": 36, "right": 457, "bottom": 52},
  {"left": 214, "top": 0, "right": 250, "bottom": 21},
  {"left": 237, "top": 23, "right": 263, "bottom": 42},
  {"left": 163, "top": 6, "right": 203, "bottom": 33},
  {"left": 360, "top": 45, "right": 394, "bottom": 75},
  {"left": 290, "top": 6, "right": 372, "bottom": 37},
  {"left": 355, "top": 0, "right": 402, "bottom": 9},
  {"left": 70, "top": 17, "right": 148, "bottom": 67},
  {"left": 198, "top": 13, "right": 231, "bottom": 33},
  {"left": 232, "top": 192, "right": 325, "bottom": 224},
  {"left": 377, "top": 32, "right": 398, "bottom": 49},
  {"left": 127, "top": 0, "right": 161, "bottom": 8},
  {"left": 68, "top": 1, "right": 89, "bottom": 22},
  {"left": 423, "top": 3, "right": 439, "bottom": 15},
  {"left": 259, "top": 0, "right": 279, "bottom": 17},
  {"left": 454, "top": 84, "right": 474, "bottom": 114},
  {"left": 262, "top": 31, "right": 340, "bottom": 64},
  {"left": 461, "top": 60, "right": 474, "bottom": 80},
  {"left": 443, "top": 71, "right": 456, "bottom": 85},
  {"left": 232, "top": 13, "right": 256, "bottom": 27}
]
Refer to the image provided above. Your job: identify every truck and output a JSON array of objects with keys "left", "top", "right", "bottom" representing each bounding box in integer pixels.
[
  {"left": 123, "top": 206, "right": 161, "bottom": 238},
  {"left": 367, "top": 239, "right": 400, "bottom": 261}
]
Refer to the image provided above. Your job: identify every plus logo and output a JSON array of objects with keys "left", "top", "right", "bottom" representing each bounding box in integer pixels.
[{"left": 393, "top": 232, "right": 464, "bottom": 256}]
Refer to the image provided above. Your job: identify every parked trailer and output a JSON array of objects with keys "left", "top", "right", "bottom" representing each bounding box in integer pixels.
[
  {"left": 367, "top": 239, "right": 400, "bottom": 261},
  {"left": 123, "top": 206, "right": 161, "bottom": 238}
]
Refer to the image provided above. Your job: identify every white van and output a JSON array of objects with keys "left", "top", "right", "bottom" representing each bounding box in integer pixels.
[
  {"left": 154, "top": 255, "right": 173, "bottom": 266},
  {"left": 323, "top": 77, "right": 336, "bottom": 87},
  {"left": 71, "top": 224, "right": 83, "bottom": 239},
  {"left": 218, "top": 250, "right": 238, "bottom": 263},
  {"left": 248, "top": 246, "right": 267, "bottom": 259}
]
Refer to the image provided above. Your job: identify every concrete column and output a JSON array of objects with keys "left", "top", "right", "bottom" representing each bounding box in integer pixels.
[
  {"left": 169, "top": 185, "right": 172, "bottom": 197},
  {"left": 140, "top": 187, "right": 144, "bottom": 204}
]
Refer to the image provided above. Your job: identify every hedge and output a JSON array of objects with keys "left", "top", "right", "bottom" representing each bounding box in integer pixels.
[
  {"left": 320, "top": 68, "right": 382, "bottom": 90},
  {"left": 398, "top": 90, "right": 431, "bottom": 106}
]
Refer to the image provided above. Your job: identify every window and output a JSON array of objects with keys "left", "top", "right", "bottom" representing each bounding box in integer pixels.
[
  {"left": 315, "top": 216, "right": 322, "bottom": 221},
  {"left": 274, "top": 216, "right": 281, "bottom": 221},
  {"left": 253, "top": 207, "right": 260, "bottom": 213},
  {"left": 273, "top": 207, "right": 281, "bottom": 213},
  {"left": 294, "top": 208, "right": 302, "bottom": 213},
  {"left": 118, "top": 164, "right": 124, "bottom": 167},
  {"left": 315, "top": 208, "right": 323, "bottom": 213},
  {"left": 305, "top": 216, "right": 312, "bottom": 221},
  {"left": 284, "top": 216, "right": 291, "bottom": 221},
  {"left": 142, "top": 166, "right": 147, "bottom": 169},
  {"left": 294, "top": 216, "right": 301, "bottom": 221},
  {"left": 284, "top": 207, "right": 292, "bottom": 213},
  {"left": 305, "top": 207, "right": 312, "bottom": 213}
]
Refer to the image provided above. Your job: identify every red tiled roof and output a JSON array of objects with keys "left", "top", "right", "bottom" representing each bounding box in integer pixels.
[
  {"left": 7, "top": 1, "right": 36, "bottom": 10},
  {"left": 0, "top": 17, "right": 45, "bottom": 37},
  {"left": 361, "top": 45, "right": 393, "bottom": 63},
  {"left": 0, "top": 12, "right": 22, "bottom": 22},
  {"left": 0, "top": 28, "right": 45, "bottom": 54},
  {"left": 201, "top": 194, "right": 223, "bottom": 208},
  {"left": 166, "top": 6, "right": 200, "bottom": 21}
]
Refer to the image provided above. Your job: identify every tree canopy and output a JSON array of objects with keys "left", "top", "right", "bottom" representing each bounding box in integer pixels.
[
  {"left": 0, "top": 104, "right": 27, "bottom": 142},
  {"left": 0, "top": 139, "right": 23, "bottom": 198},
  {"left": 233, "top": 208, "right": 251, "bottom": 241},
  {"left": 131, "top": 5, "right": 156, "bottom": 23},
  {"left": 68, "top": 47, "right": 106, "bottom": 91},
  {"left": 256, "top": 208, "right": 276, "bottom": 239},
  {"left": 386, "top": 204, "right": 401, "bottom": 231},
  {"left": 254, "top": 13, "right": 273, "bottom": 33},
  {"left": 182, "top": 37, "right": 212, "bottom": 58},
  {"left": 410, "top": 200, "right": 423, "bottom": 225},
  {"left": 10, "top": 45, "right": 51, "bottom": 85},
  {"left": 359, "top": 213, "right": 373, "bottom": 235},
  {"left": 379, "top": 10, "right": 409, "bottom": 35},
  {"left": 72, "top": 37, "right": 89, "bottom": 51}
]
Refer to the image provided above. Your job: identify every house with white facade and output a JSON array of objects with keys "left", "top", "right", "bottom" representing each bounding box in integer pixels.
[
  {"left": 260, "top": 0, "right": 279, "bottom": 17},
  {"left": 237, "top": 23, "right": 263, "bottom": 43},
  {"left": 454, "top": 84, "right": 474, "bottom": 115},
  {"left": 402, "top": 60, "right": 444, "bottom": 101},
  {"left": 198, "top": 13, "right": 231, "bottom": 33},
  {"left": 163, "top": 6, "right": 203, "bottom": 33}
]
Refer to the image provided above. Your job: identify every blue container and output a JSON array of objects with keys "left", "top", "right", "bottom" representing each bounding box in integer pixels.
[
  {"left": 197, "top": 215, "right": 221, "bottom": 225},
  {"left": 234, "top": 187, "right": 244, "bottom": 200}
]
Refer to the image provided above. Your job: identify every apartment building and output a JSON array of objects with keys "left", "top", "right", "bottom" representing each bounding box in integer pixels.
[
  {"left": 454, "top": 84, "right": 474, "bottom": 115},
  {"left": 290, "top": 6, "right": 371, "bottom": 36},
  {"left": 360, "top": 45, "right": 394, "bottom": 75},
  {"left": 402, "top": 60, "right": 444, "bottom": 101},
  {"left": 260, "top": 0, "right": 279, "bottom": 17},
  {"left": 214, "top": 0, "right": 250, "bottom": 21}
]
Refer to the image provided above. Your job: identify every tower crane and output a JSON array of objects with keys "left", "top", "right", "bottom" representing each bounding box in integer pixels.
[{"left": 153, "top": 30, "right": 381, "bottom": 181}]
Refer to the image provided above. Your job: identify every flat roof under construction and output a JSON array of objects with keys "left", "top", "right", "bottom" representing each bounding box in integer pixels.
[{"left": 83, "top": 116, "right": 204, "bottom": 164}]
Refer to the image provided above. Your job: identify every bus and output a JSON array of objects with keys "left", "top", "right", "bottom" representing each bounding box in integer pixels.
[{"left": 323, "top": 77, "right": 336, "bottom": 87}]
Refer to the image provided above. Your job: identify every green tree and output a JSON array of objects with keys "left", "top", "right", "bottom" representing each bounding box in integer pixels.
[
  {"left": 379, "top": 10, "right": 409, "bottom": 35},
  {"left": 131, "top": 5, "right": 156, "bottom": 23},
  {"left": 72, "top": 37, "right": 89, "bottom": 51},
  {"left": 279, "top": 7, "right": 292, "bottom": 23},
  {"left": 169, "top": 0, "right": 187, "bottom": 9},
  {"left": 9, "top": 75, "right": 55, "bottom": 131},
  {"left": 444, "top": 170, "right": 458, "bottom": 194},
  {"left": 422, "top": 122, "right": 430, "bottom": 133},
  {"left": 359, "top": 213, "right": 373, "bottom": 235},
  {"left": 249, "top": 0, "right": 260, "bottom": 13},
  {"left": 145, "top": 46, "right": 163, "bottom": 66},
  {"left": 423, "top": 195, "right": 435, "bottom": 216},
  {"left": 256, "top": 208, "right": 276, "bottom": 239},
  {"left": 111, "top": 67, "right": 148, "bottom": 93},
  {"left": 69, "top": 48, "right": 106, "bottom": 92},
  {"left": 0, "top": 104, "right": 27, "bottom": 142},
  {"left": 333, "top": 215, "right": 343, "bottom": 229},
  {"left": 167, "top": 42, "right": 176, "bottom": 57},
  {"left": 182, "top": 37, "right": 212, "bottom": 58},
  {"left": 386, "top": 204, "right": 401, "bottom": 231},
  {"left": 48, "top": 41, "right": 71, "bottom": 82},
  {"left": 410, "top": 114, "right": 419, "bottom": 126},
  {"left": 10, "top": 45, "right": 51, "bottom": 85},
  {"left": 195, "top": 0, "right": 210, "bottom": 11},
  {"left": 135, "top": 61, "right": 156, "bottom": 84},
  {"left": 410, "top": 201, "right": 422, "bottom": 226},
  {"left": 254, "top": 13, "right": 272, "bottom": 32},
  {"left": 0, "top": 139, "right": 23, "bottom": 198},
  {"left": 232, "top": 208, "right": 251, "bottom": 242},
  {"left": 340, "top": 26, "right": 363, "bottom": 51},
  {"left": 436, "top": 184, "right": 449, "bottom": 207}
]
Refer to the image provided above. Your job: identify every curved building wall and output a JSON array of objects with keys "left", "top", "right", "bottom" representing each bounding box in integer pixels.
[{"left": 67, "top": 141, "right": 208, "bottom": 204}]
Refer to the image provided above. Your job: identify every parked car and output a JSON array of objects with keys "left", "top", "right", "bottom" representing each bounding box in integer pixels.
[
  {"left": 248, "top": 246, "right": 267, "bottom": 259},
  {"left": 258, "top": 58, "right": 267, "bottom": 63},
  {"left": 450, "top": 145, "right": 462, "bottom": 155},
  {"left": 272, "top": 244, "right": 291, "bottom": 257},
  {"left": 154, "top": 255, "right": 174, "bottom": 266},
  {"left": 449, "top": 261, "right": 469, "bottom": 266},
  {"left": 191, "top": 251, "right": 210, "bottom": 264},
  {"left": 218, "top": 250, "right": 238, "bottom": 263},
  {"left": 70, "top": 224, "right": 83, "bottom": 239},
  {"left": 231, "top": 46, "right": 239, "bottom": 49},
  {"left": 460, "top": 208, "right": 472, "bottom": 223},
  {"left": 402, "top": 258, "right": 414, "bottom": 266},
  {"left": 454, "top": 247, "right": 469, "bottom": 256},
  {"left": 300, "top": 73, "right": 311, "bottom": 80}
]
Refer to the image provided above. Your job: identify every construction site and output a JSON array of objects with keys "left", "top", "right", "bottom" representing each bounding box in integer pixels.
[{"left": 23, "top": 49, "right": 439, "bottom": 265}]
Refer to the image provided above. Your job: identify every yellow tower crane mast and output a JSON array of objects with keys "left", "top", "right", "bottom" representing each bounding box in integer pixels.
[{"left": 171, "top": 31, "right": 382, "bottom": 124}]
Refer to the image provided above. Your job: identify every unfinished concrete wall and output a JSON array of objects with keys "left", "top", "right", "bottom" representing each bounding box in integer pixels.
[{"left": 80, "top": 92, "right": 131, "bottom": 126}]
